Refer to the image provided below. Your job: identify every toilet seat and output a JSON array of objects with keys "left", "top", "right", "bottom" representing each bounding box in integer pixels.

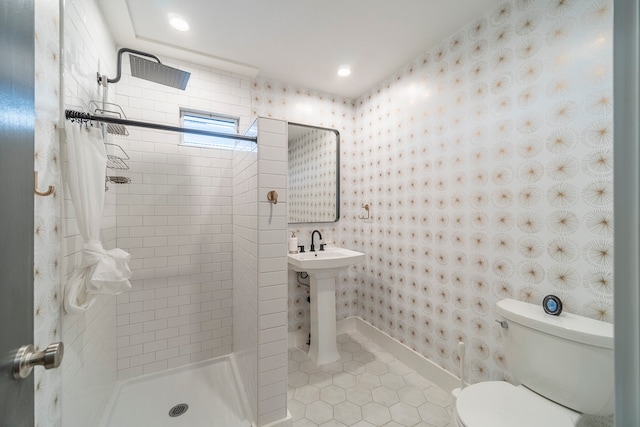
[{"left": 455, "top": 381, "right": 578, "bottom": 427}]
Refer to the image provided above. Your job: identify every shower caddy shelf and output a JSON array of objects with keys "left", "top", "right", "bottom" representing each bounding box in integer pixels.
[
  {"left": 104, "top": 143, "right": 130, "bottom": 171},
  {"left": 87, "top": 101, "right": 131, "bottom": 172},
  {"left": 85, "top": 101, "right": 132, "bottom": 190},
  {"left": 89, "top": 101, "right": 130, "bottom": 137}
]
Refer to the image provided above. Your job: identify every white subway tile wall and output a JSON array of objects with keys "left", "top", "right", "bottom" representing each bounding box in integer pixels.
[
  {"left": 112, "top": 55, "right": 252, "bottom": 380},
  {"left": 58, "top": 0, "right": 119, "bottom": 426},
  {"left": 256, "top": 118, "right": 289, "bottom": 425},
  {"left": 233, "top": 120, "right": 260, "bottom": 422}
]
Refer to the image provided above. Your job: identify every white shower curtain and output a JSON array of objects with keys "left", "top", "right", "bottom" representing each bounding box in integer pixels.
[{"left": 63, "top": 122, "right": 131, "bottom": 314}]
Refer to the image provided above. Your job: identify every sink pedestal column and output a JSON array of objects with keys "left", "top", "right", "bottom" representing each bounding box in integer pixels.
[{"left": 307, "top": 270, "right": 341, "bottom": 365}]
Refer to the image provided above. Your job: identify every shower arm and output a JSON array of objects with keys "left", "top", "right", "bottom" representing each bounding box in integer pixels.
[{"left": 97, "top": 48, "right": 163, "bottom": 86}]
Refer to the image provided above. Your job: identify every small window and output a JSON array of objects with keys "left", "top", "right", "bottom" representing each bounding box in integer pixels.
[{"left": 180, "top": 109, "right": 239, "bottom": 150}]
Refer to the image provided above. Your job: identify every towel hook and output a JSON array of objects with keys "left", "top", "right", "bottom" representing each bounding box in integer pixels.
[{"left": 34, "top": 172, "right": 54, "bottom": 197}]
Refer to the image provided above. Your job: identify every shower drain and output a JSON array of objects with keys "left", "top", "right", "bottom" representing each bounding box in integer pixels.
[{"left": 168, "top": 403, "right": 189, "bottom": 417}]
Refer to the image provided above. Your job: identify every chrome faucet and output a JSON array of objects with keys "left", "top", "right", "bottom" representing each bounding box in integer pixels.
[{"left": 310, "top": 230, "right": 323, "bottom": 252}]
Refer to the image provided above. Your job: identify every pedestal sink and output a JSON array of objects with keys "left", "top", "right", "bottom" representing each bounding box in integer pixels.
[{"left": 288, "top": 247, "right": 365, "bottom": 365}]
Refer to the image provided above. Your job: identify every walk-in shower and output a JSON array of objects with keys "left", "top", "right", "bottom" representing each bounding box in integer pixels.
[{"left": 57, "top": 31, "right": 291, "bottom": 426}]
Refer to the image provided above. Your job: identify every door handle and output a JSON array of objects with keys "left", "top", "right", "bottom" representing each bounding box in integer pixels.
[{"left": 12, "top": 342, "right": 64, "bottom": 380}]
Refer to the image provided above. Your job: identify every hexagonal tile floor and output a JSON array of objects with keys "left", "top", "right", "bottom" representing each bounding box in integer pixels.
[{"left": 288, "top": 331, "right": 453, "bottom": 427}]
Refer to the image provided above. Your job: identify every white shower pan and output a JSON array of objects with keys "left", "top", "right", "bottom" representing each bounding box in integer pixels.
[{"left": 100, "top": 356, "right": 252, "bottom": 427}]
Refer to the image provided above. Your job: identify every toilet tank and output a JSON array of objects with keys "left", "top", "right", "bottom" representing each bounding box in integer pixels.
[{"left": 496, "top": 298, "right": 614, "bottom": 416}]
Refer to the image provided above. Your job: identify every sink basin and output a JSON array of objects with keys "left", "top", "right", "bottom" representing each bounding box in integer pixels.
[
  {"left": 288, "top": 246, "right": 365, "bottom": 366},
  {"left": 288, "top": 247, "right": 365, "bottom": 273}
]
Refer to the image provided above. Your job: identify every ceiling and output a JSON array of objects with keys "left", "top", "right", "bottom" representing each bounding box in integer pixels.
[{"left": 97, "top": 0, "right": 502, "bottom": 99}]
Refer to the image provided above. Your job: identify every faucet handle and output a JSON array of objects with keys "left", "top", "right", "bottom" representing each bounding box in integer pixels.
[
  {"left": 319, "top": 243, "right": 326, "bottom": 251},
  {"left": 298, "top": 245, "right": 305, "bottom": 253}
]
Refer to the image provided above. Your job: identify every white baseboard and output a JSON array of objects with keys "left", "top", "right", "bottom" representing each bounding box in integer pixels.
[
  {"left": 336, "top": 316, "right": 357, "bottom": 335},
  {"left": 287, "top": 316, "right": 358, "bottom": 349},
  {"left": 350, "top": 317, "right": 461, "bottom": 393},
  {"left": 259, "top": 411, "right": 292, "bottom": 427},
  {"left": 288, "top": 317, "right": 460, "bottom": 393},
  {"left": 288, "top": 329, "right": 307, "bottom": 348}
]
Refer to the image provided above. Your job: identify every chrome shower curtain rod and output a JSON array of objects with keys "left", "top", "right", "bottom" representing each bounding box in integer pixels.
[{"left": 64, "top": 110, "right": 257, "bottom": 142}]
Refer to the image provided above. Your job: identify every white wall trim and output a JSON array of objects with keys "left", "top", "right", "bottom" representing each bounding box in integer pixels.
[
  {"left": 289, "top": 316, "right": 460, "bottom": 393},
  {"left": 350, "top": 317, "right": 461, "bottom": 393},
  {"left": 336, "top": 316, "right": 357, "bottom": 335},
  {"left": 613, "top": 0, "right": 640, "bottom": 424},
  {"left": 259, "top": 411, "right": 292, "bottom": 427},
  {"left": 288, "top": 330, "right": 306, "bottom": 349},
  {"left": 230, "top": 354, "right": 257, "bottom": 427}
]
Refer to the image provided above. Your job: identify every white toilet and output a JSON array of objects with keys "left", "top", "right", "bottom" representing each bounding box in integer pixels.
[{"left": 453, "top": 298, "right": 614, "bottom": 427}]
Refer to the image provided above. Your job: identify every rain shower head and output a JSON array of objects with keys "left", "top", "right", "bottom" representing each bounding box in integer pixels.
[
  {"left": 98, "top": 48, "right": 191, "bottom": 90},
  {"left": 129, "top": 55, "right": 190, "bottom": 90}
]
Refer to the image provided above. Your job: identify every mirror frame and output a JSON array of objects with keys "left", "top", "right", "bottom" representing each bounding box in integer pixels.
[{"left": 287, "top": 122, "right": 340, "bottom": 224}]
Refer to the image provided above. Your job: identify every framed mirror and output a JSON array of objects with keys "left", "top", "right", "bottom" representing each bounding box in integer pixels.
[{"left": 287, "top": 122, "right": 340, "bottom": 223}]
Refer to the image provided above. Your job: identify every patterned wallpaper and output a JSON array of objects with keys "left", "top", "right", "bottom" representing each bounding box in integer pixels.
[
  {"left": 273, "top": 3, "right": 614, "bottom": 425},
  {"left": 256, "top": 1, "right": 614, "bottom": 410},
  {"left": 34, "top": 0, "right": 63, "bottom": 425},
  {"left": 344, "top": 0, "right": 614, "bottom": 387},
  {"left": 288, "top": 127, "right": 337, "bottom": 223}
]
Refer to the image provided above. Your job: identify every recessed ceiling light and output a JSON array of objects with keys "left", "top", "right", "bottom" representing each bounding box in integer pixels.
[
  {"left": 337, "top": 66, "right": 351, "bottom": 77},
  {"left": 169, "top": 16, "right": 190, "bottom": 32}
]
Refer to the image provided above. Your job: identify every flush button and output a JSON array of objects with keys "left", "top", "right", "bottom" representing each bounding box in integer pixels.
[{"left": 543, "top": 295, "right": 563, "bottom": 316}]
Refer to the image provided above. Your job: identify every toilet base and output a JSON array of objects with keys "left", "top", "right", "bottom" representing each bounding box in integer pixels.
[{"left": 451, "top": 382, "right": 582, "bottom": 427}]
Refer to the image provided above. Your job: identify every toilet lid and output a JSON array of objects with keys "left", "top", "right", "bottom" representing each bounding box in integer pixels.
[{"left": 455, "top": 382, "right": 576, "bottom": 427}]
